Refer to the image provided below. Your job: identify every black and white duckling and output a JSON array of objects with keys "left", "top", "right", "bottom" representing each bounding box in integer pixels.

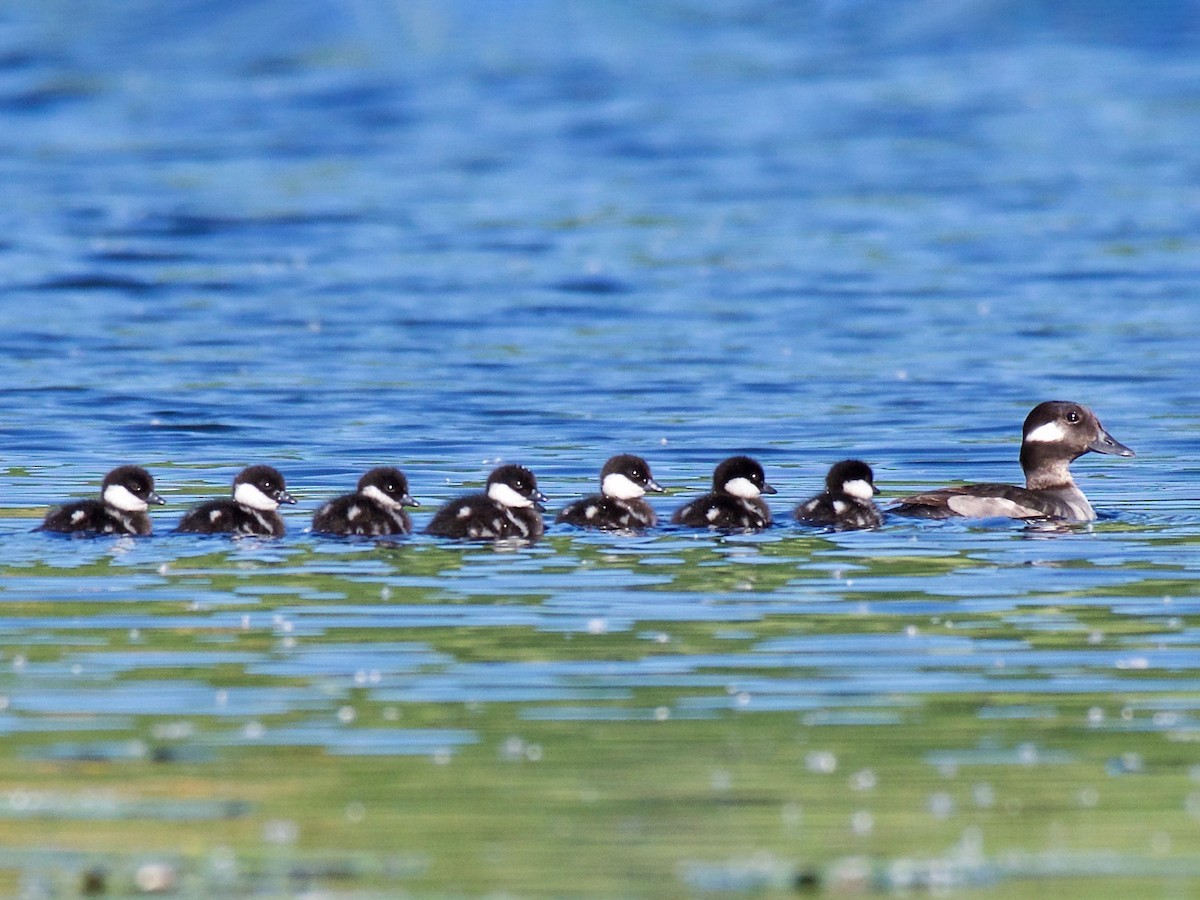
[
  {"left": 176, "top": 465, "right": 296, "bottom": 537},
  {"left": 671, "top": 455, "right": 776, "bottom": 530},
  {"left": 891, "top": 401, "right": 1133, "bottom": 522},
  {"left": 39, "top": 465, "right": 164, "bottom": 536},
  {"left": 794, "top": 459, "right": 883, "bottom": 530},
  {"left": 311, "top": 467, "right": 418, "bottom": 536},
  {"left": 556, "top": 454, "right": 663, "bottom": 530},
  {"left": 425, "top": 464, "right": 547, "bottom": 540}
]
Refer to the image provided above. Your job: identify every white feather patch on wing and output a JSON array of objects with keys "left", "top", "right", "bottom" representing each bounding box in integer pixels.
[
  {"left": 361, "top": 484, "right": 400, "bottom": 509},
  {"left": 602, "top": 472, "right": 645, "bottom": 500},
  {"left": 1025, "top": 421, "right": 1067, "bottom": 443},
  {"left": 104, "top": 483, "right": 148, "bottom": 512},
  {"left": 724, "top": 476, "right": 761, "bottom": 499},
  {"left": 946, "top": 494, "right": 1037, "bottom": 519},
  {"left": 842, "top": 479, "right": 875, "bottom": 501},
  {"left": 234, "top": 482, "right": 280, "bottom": 511},
  {"left": 488, "top": 482, "right": 533, "bottom": 508}
]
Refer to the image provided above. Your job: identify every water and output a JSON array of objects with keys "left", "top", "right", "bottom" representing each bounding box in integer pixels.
[{"left": 2, "top": 0, "right": 1200, "bottom": 896}]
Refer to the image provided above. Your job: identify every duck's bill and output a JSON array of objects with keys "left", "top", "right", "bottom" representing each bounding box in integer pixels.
[{"left": 1089, "top": 429, "right": 1135, "bottom": 457}]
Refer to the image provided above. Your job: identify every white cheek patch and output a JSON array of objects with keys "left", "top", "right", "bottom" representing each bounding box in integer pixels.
[
  {"left": 234, "top": 482, "right": 280, "bottom": 511},
  {"left": 488, "top": 482, "right": 533, "bottom": 508},
  {"left": 842, "top": 479, "right": 875, "bottom": 501},
  {"left": 724, "top": 477, "right": 761, "bottom": 499},
  {"left": 1025, "top": 421, "right": 1067, "bottom": 443},
  {"left": 104, "top": 484, "right": 148, "bottom": 512},
  {"left": 602, "top": 472, "right": 645, "bottom": 500},
  {"left": 361, "top": 484, "right": 400, "bottom": 509}
]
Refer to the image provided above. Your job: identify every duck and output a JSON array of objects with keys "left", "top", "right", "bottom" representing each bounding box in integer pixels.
[
  {"left": 39, "top": 465, "right": 164, "bottom": 535},
  {"left": 794, "top": 459, "right": 883, "bottom": 529},
  {"left": 425, "top": 464, "right": 546, "bottom": 540},
  {"left": 175, "top": 465, "right": 296, "bottom": 537},
  {"left": 556, "top": 454, "right": 663, "bottom": 530},
  {"left": 671, "top": 455, "right": 776, "bottom": 530},
  {"left": 311, "top": 466, "right": 418, "bottom": 536},
  {"left": 890, "top": 401, "right": 1133, "bottom": 521}
]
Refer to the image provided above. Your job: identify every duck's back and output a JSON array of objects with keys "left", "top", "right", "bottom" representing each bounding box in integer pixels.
[
  {"left": 673, "top": 492, "right": 770, "bottom": 529},
  {"left": 177, "top": 499, "right": 286, "bottom": 536},
  {"left": 891, "top": 483, "right": 1094, "bottom": 521},
  {"left": 557, "top": 494, "right": 656, "bottom": 530},
  {"left": 312, "top": 494, "right": 411, "bottom": 536},
  {"left": 41, "top": 500, "right": 149, "bottom": 536}
]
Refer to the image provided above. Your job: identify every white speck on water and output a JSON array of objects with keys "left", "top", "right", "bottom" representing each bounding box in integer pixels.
[
  {"left": 928, "top": 792, "right": 954, "bottom": 818},
  {"left": 850, "top": 769, "right": 877, "bottom": 791},
  {"left": 972, "top": 783, "right": 995, "bottom": 808},
  {"left": 243, "top": 721, "right": 265, "bottom": 740},
  {"left": 134, "top": 862, "right": 177, "bottom": 894},
  {"left": 806, "top": 751, "right": 837, "bottom": 774},
  {"left": 586, "top": 617, "right": 607, "bottom": 635},
  {"left": 337, "top": 706, "right": 356, "bottom": 724},
  {"left": 345, "top": 801, "right": 365, "bottom": 823},
  {"left": 654, "top": 706, "right": 670, "bottom": 721},
  {"left": 1087, "top": 706, "right": 1105, "bottom": 726},
  {"left": 1078, "top": 787, "right": 1100, "bottom": 808},
  {"left": 263, "top": 819, "right": 299, "bottom": 845},
  {"left": 1185, "top": 793, "right": 1200, "bottom": 819},
  {"left": 851, "top": 810, "right": 874, "bottom": 835}
]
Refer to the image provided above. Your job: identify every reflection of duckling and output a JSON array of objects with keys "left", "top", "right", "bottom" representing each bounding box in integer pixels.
[
  {"left": 311, "top": 467, "right": 418, "bottom": 536},
  {"left": 671, "top": 455, "right": 776, "bottom": 530},
  {"left": 426, "top": 464, "right": 546, "bottom": 539},
  {"left": 557, "top": 454, "right": 663, "bottom": 530},
  {"left": 176, "top": 465, "right": 296, "bottom": 537},
  {"left": 794, "top": 460, "right": 883, "bottom": 530},
  {"left": 39, "top": 465, "right": 164, "bottom": 535}
]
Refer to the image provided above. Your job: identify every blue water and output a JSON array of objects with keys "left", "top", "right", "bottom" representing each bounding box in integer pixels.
[{"left": 2, "top": 1, "right": 1200, "bottom": 895}]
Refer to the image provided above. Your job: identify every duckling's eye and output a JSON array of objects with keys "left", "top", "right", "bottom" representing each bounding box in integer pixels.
[{"left": 1066, "top": 410, "right": 1080, "bottom": 425}]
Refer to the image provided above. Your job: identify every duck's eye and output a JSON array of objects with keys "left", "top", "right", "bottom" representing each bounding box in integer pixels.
[{"left": 1066, "top": 410, "right": 1080, "bottom": 424}]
